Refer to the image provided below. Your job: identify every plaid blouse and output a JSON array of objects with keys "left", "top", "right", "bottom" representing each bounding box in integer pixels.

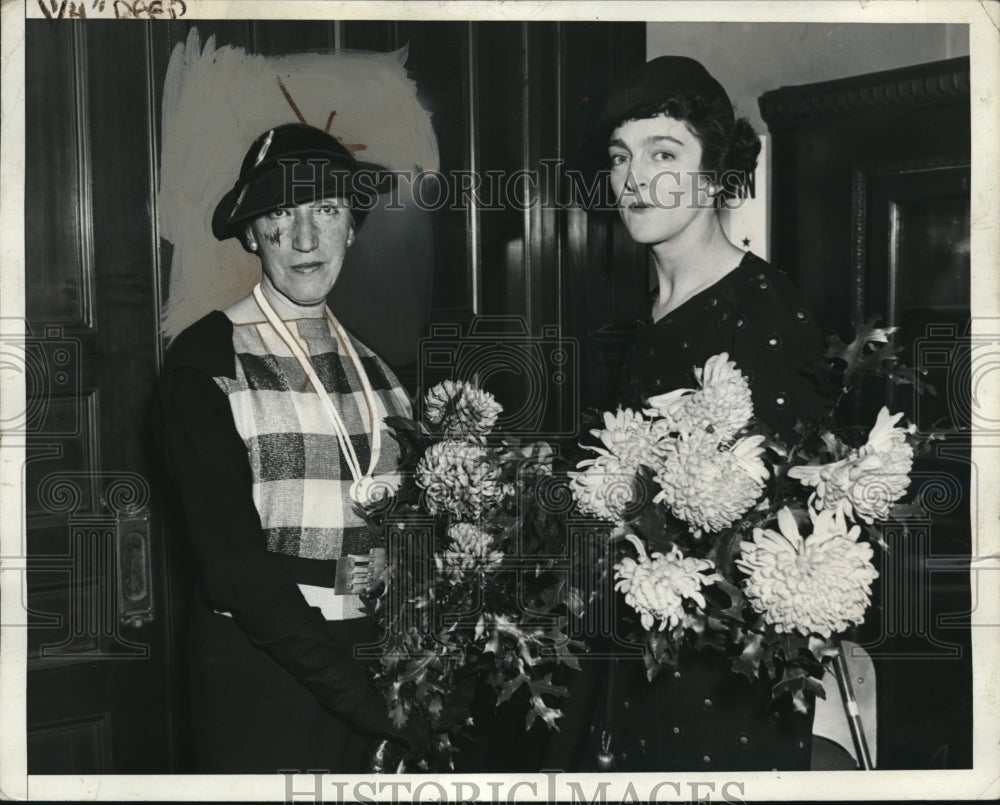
[{"left": 214, "top": 316, "right": 411, "bottom": 562}]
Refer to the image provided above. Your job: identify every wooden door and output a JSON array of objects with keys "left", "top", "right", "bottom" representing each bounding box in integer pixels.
[
  {"left": 24, "top": 19, "right": 182, "bottom": 773},
  {"left": 23, "top": 17, "right": 645, "bottom": 773}
]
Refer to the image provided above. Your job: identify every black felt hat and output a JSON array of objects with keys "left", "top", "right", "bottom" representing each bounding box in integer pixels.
[
  {"left": 212, "top": 123, "right": 393, "bottom": 241},
  {"left": 575, "top": 56, "right": 734, "bottom": 194}
]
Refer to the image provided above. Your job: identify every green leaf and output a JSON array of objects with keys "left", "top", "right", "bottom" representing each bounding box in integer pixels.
[
  {"left": 496, "top": 672, "right": 527, "bottom": 705},
  {"left": 826, "top": 317, "right": 936, "bottom": 395},
  {"left": 526, "top": 671, "right": 570, "bottom": 701},
  {"left": 710, "top": 577, "right": 748, "bottom": 622},
  {"left": 806, "top": 674, "right": 827, "bottom": 701},
  {"left": 565, "top": 586, "right": 586, "bottom": 619},
  {"left": 770, "top": 666, "right": 811, "bottom": 703},
  {"left": 733, "top": 633, "right": 765, "bottom": 682},
  {"left": 825, "top": 318, "right": 897, "bottom": 372},
  {"left": 525, "top": 696, "right": 563, "bottom": 731}
]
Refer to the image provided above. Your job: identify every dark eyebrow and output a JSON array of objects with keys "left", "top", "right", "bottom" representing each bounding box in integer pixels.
[
  {"left": 645, "top": 134, "right": 685, "bottom": 147},
  {"left": 607, "top": 134, "right": 686, "bottom": 150}
]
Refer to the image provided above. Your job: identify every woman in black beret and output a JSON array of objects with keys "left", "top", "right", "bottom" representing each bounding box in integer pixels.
[
  {"left": 551, "top": 56, "right": 831, "bottom": 773},
  {"left": 160, "top": 123, "right": 415, "bottom": 772}
]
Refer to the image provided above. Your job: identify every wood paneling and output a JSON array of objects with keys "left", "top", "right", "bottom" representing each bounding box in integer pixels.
[
  {"left": 26, "top": 18, "right": 180, "bottom": 774},
  {"left": 27, "top": 712, "right": 113, "bottom": 774},
  {"left": 25, "top": 23, "right": 94, "bottom": 328},
  {"left": 759, "top": 57, "right": 972, "bottom": 770}
]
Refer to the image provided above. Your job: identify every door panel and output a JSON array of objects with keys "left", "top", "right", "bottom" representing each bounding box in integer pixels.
[{"left": 26, "top": 19, "right": 177, "bottom": 774}]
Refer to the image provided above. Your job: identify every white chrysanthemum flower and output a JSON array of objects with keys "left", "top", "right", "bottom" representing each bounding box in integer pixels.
[
  {"left": 614, "top": 534, "right": 720, "bottom": 631},
  {"left": 591, "top": 408, "right": 663, "bottom": 468},
  {"left": 441, "top": 523, "right": 504, "bottom": 582},
  {"left": 788, "top": 406, "right": 914, "bottom": 523},
  {"left": 646, "top": 352, "right": 754, "bottom": 442},
  {"left": 569, "top": 453, "right": 641, "bottom": 522},
  {"left": 570, "top": 408, "right": 661, "bottom": 521},
  {"left": 653, "top": 431, "right": 768, "bottom": 534},
  {"left": 737, "top": 507, "right": 879, "bottom": 637},
  {"left": 416, "top": 440, "right": 504, "bottom": 519},
  {"left": 423, "top": 379, "right": 504, "bottom": 438}
]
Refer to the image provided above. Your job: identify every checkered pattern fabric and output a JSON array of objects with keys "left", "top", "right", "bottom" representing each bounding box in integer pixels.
[{"left": 214, "top": 317, "right": 410, "bottom": 617}]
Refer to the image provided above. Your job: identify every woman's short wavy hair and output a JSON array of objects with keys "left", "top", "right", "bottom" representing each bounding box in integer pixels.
[{"left": 610, "top": 92, "right": 761, "bottom": 205}]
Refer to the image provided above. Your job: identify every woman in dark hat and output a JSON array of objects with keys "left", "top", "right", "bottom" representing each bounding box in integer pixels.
[
  {"left": 160, "top": 123, "right": 414, "bottom": 772},
  {"left": 552, "top": 57, "right": 831, "bottom": 772}
]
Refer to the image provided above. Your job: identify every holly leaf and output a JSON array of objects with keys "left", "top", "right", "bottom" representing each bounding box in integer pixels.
[
  {"left": 709, "top": 577, "right": 748, "bottom": 622},
  {"left": 525, "top": 696, "right": 563, "bottom": 730},
  {"left": 383, "top": 415, "right": 420, "bottom": 433},
  {"left": 496, "top": 672, "right": 527, "bottom": 705},
  {"left": 806, "top": 674, "right": 827, "bottom": 701},
  {"left": 826, "top": 318, "right": 898, "bottom": 388},
  {"left": 694, "top": 626, "right": 729, "bottom": 654},
  {"left": 526, "top": 671, "right": 569, "bottom": 700},
  {"left": 770, "top": 665, "right": 811, "bottom": 703},
  {"left": 862, "top": 523, "right": 890, "bottom": 552},
  {"left": 733, "top": 633, "right": 765, "bottom": 681},
  {"left": 565, "top": 586, "right": 586, "bottom": 619},
  {"left": 807, "top": 635, "right": 841, "bottom": 663},
  {"left": 826, "top": 318, "right": 896, "bottom": 366}
]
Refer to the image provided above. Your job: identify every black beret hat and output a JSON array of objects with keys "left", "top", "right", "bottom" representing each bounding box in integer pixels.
[
  {"left": 576, "top": 56, "right": 734, "bottom": 187},
  {"left": 212, "top": 123, "right": 394, "bottom": 241}
]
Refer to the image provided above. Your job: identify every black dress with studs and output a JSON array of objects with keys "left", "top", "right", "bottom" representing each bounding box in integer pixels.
[{"left": 601, "top": 251, "right": 829, "bottom": 772}]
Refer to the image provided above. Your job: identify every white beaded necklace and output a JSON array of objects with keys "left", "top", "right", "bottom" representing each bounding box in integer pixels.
[{"left": 252, "top": 283, "right": 382, "bottom": 505}]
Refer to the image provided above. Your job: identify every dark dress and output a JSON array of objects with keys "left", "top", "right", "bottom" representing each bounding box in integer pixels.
[
  {"left": 159, "top": 310, "right": 410, "bottom": 773},
  {"left": 547, "top": 251, "right": 829, "bottom": 772}
]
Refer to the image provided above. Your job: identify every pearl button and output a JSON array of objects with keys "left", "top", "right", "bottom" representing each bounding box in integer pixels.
[
  {"left": 795, "top": 309, "right": 808, "bottom": 321},
  {"left": 758, "top": 280, "right": 769, "bottom": 290},
  {"left": 774, "top": 395, "right": 787, "bottom": 408},
  {"left": 766, "top": 333, "right": 782, "bottom": 349},
  {"left": 707, "top": 296, "right": 719, "bottom": 307},
  {"left": 702, "top": 754, "right": 712, "bottom": 764},
  {"left": 738, "top": 735, "right": 750, "bottom": 746},
  {"left": 673, "top": 670, "right": 682, "bottom": 679},
  {"left": 797, "top": 739, "right": 806, "bottom": 750},
  {"left": 736, "top": 317, "right": 746, "bottom": 328},
  {"left": 623, "top": 699, "right": 630, "bottom": 710},
  {"left": 703, "top": 698, "right": 713, "bottom": 708},
  {"left": 672, "top": 726, "right": 681, "bottom": 735},
  {"left": 680, "top": 340, "right": 690, "bottom": 350}
]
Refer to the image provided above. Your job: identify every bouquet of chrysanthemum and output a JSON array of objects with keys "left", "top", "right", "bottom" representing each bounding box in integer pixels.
[
  {"left": 569, "top": 320, "right": 934, "bottom": 714},
  {"left": 358, "top": 379, "right": 583, "bottom": 770}
]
